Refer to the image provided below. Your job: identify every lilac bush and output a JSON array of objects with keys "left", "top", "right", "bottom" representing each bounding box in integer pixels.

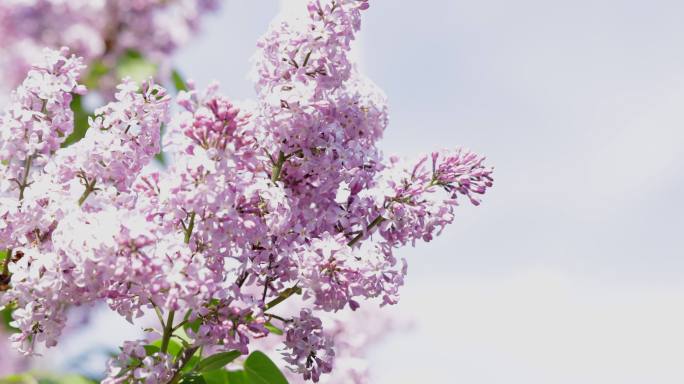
[
  {"left": 0, "top": 0, "right": 218, "bottom": 94},
  {"left": 0, "top": 0, "right": 493, "bottom": 382}
]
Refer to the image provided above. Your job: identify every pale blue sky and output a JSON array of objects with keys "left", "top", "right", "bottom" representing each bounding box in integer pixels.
[{"left": 181, "top": 1, "right": 684, "bottom": 382}]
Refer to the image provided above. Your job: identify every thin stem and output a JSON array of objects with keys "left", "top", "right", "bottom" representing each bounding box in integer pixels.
[
  {"left": 302, "top": 50, "right": 313, "bottom": 67},
  {"left": 78, "top": 180, "right": 97, "bottom": 206},
  {"left": 168, "top": 346, "right": 200, "bottom": 384},
  {"left": 262, "top": 260, "right": 273, "bottom": 303},
  {"left": 271, "top": 151, "right": 286, "bottom": 183},
  {"left": 265, "top": 313, "right": 292, "bottom": 324},
  {"left": 236, "top": 271, "right": 250, "bottom": 288},
  {"left": 18, "top": 156, "right": 33, "bottom": 201},
  {"left": 161, "top": 209, "right": 196, "bottom": 374},
  {"left": 1, "top": 249, "right": 13, "bottom": 285},
  {"left": 347, "top": 215, "right": 386, "bottom": 247},
  {"left": 345, "top": 176, "right": 442, "bottom": 248},
  {"left": 265, "top": 285, "right": 301, "bottom": 311},
  {"left": 151, "top": 301, "right": 165, "bottom": 329},
  {"left": 262, "top": 277, "right": 271, "bottom": 303},
  {"left": 184, "top": 212, "right": 195, "bottom": 244},
  {"left": 171, "top": 320, "right": 188, "bottom": 333},
  {"left": 3, "top": 155, "right": 34, "bottom": 285},
  {"left": 160, "top": 310, "right": 175, "bottom": 354}
]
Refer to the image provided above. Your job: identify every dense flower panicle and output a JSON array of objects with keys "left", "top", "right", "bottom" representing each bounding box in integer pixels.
[
  {"left": 48, "top": 78, "right": 170, "bottom": 194},
  {"left": 252, "top": 304, "right": 398, "bottom": 384},
  {"left": 254, "top": 0, "right": 368, "bottom": 97},
  {"left": 296, "top": 235, "right": 406, "bottom": 311},
  {"left": 349, "top": 149, "right": 494, "bottom": 249},
  {"left": 0, "top": 47, "right": 84, "bottom": 251},
  {"left": 0, "top": 0, "right": 219, "bottom": 92},
  {"left": 283, "top": 309, "right": 335, "bottom": 383},
  {"left": 0, "top": 48, "right": 85, "bottom": 194},
  {"left": 0, "top": 0, "right": 493, "bottom": 382},
  {"left": 0, "top": 67, "right": 171, "bottom": 353},
  {"left": 189, "top": 300, "right": 270, "bottom": 355},
  {"left": 253, "top": 0, "right": 389, "bottom": 246},
  {"left": 435, "top": 150, "right": 494, "bottom": 204}
]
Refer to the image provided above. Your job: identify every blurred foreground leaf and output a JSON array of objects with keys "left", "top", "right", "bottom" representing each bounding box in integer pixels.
[
  {"left": 0, "top": 373, "right": 96, "bottom": 384},
  {"left": 172, "top": 69, "right": 189, "bottom": 92},
  {"left": 117, "top": 50, "right": 157, "bottom": 83}
]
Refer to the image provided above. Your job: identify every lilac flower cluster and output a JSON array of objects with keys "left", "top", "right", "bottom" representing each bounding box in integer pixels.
[
  {"left": 284, "top": 309, "right": 335, "bottom": 382},
  {"left": 0, "top": 0, "right": 493, "bottom": 382},
  {"left": 0, "top": 0, "right": 218, "bottom": 92}
]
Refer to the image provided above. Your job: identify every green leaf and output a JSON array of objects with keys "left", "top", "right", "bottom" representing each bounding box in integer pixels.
[
  {"left": 183, "top": 354, "right": 202, "bottom": 373},
  {"left": 117, "top": 50, "right": 157, "bottom": 83},
  {"left": 0, "top": 373, "right": 97, "bottom": 384},
  {"left": 196, "top": 351, "right": 241, "bottom": 372},
  {"left": 83, "top": 60, "right": 110, "bottom": 89},
  {"left": 37, "top": 374, "right": 96, "bottom": 384},
  {"left": 264, "top": 322, "right": 284, "bottom": 336},
  {"left": 243, "top": 351, "right": 289, "bottom": 384},
  {"left": 172, "top": 69, "right": 189, "bottom": 92},
  {"left": 154, "top": 151, "right": 168, "bottom": 166},
  {"left": 226, "top": 371, "right": 248, "bottom": 384},
  {"left": 0, "top": 249, "right": 6, "bottom": 264},
  {"left": 143, "top": 344, "right": 161, "bottom": 355},
  {"left": 62, "top": 94, "right": 90, "bottom": 147},
  {"left": 173, "top": 321, "right": 193, "bottom": 345},
  {"left": 1, "top": 302, "right": 17, "bottom": 332},
  {"left": 151, "top": 338, "right": 183, "bottom": 357},
  {"left": 155, "top": 123, "right": 168, "bottom": 166},
  {"left": 179, "top": 373, "right": 206, "bottom": 384},
  {"left": 184, "top": 317, "right": 202, "bottom": 334},
  {"left": 201, "top": 370, "right": 229, "bottom": 384},
  {"left": 0, "top": 374, "right": 38, "bottom": 384}
]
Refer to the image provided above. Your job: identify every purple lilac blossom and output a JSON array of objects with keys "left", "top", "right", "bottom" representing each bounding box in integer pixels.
[{"left": 0, "top": 0, "right": 493, "bottom": 381}]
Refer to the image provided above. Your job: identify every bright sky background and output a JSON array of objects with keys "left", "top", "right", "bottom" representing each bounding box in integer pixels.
[
  {"left": 37, "top": 0, "right": 684, "bottom": 382},
  {"left": 181, "top": 0, "right": 684, "bottom": 382}
]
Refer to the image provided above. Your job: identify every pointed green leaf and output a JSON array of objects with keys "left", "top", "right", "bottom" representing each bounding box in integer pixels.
[
  {"left": 143, "top": 344, "right": 161, "bottom": 355},
  {"left": 154, "top": 123, "right": 168, "bottom": 166},
  {"left": 183, "top": 354, "right": 202, "bottom": 373},
  {"left": 201, "top": 370, "right": 248, "bottom": 384},
  {"left": 201, "top": 370, "right": 228, "bottom": 384},
  {"left": 172, "top": 69, "right": 189, "bottom": 92},
  {"left": 264, "top": 322, "right": 284, "bottom": 336},
  {"left": 196, "top": 350, "right": 241, "bottom": 372},
  {"left": 244, "top": 351, "right": 288, "bottom": 384},
  {"left": 184, "top": 317, "right": 202, "bottom": 334},
  {"left": 151, "top": 338, "right": 182, "bottom": 357},
  {"left": 62, "top": 94, "right": 89, "bottom": 147},
  {"left": 227, "top": 370, "right": 248, "bottom": 384}
]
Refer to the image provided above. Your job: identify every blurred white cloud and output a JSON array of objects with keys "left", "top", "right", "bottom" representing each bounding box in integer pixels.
[{"left": 372, "top": 269, "right": 684, "bottom": 383}]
